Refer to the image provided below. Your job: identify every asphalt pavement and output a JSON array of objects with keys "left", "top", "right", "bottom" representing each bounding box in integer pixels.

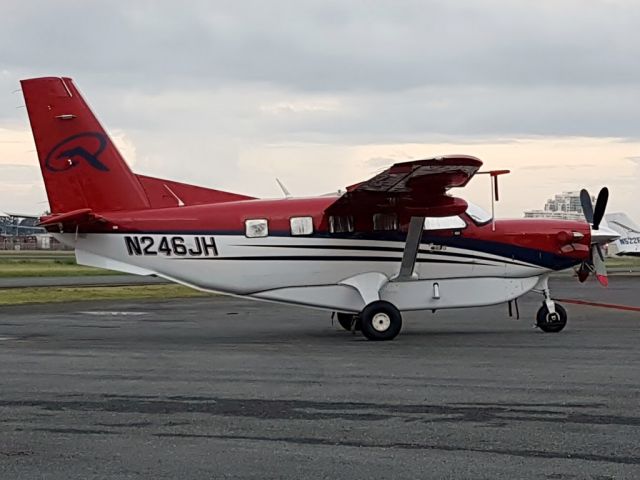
[{"left": 0, "top": 277, "right": 638, "bottom": 479}]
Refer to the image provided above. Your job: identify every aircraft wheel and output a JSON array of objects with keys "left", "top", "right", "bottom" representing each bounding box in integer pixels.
[
  {"left": 336, "top": 312, "right": 361, "bottom": 331},
  {"left": 360, "top": 301, "right": 402, "bottom": 341},
  {"left": 536, "top": 303, "right": 568, "bottom": 333}
]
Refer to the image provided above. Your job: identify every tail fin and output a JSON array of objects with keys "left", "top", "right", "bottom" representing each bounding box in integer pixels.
[{"left": 21, "top": 77, "right": 150, "bottom": 213}]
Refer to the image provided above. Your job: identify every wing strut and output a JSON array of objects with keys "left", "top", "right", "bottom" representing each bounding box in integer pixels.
[{"left": 396, "top": 216, "right": 425, "bottom": 280}]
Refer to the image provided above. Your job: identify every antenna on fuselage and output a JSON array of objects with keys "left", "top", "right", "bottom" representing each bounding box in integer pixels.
[
  {"left": 163, "top": 184, "right": 185, "bottom": 207},
  {"left": 276, "top": 178, "right": 292, "bottom": 199}
]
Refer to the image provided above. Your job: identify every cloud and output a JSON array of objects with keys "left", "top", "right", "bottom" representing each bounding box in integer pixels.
[
  {"left": 366, "top": 157, "right": 396, "bottom": 168},
  {"left": 520, "top": 163, "right": 598, "bottom": 171},
  {"left": 0, "top": 1, "right": 639, "bottom": 219},
  {"left": 1, "top": 1, "right": 640, "bottom": 142},
  {"left": 3, "top": 1, "right": 640, "bottom": 91},
  {"left": 0, "top": 164, "right": 38, "bottom": 181}
]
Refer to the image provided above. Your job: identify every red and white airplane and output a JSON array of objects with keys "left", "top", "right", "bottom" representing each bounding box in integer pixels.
[{"left": 20, "top": 77, "right": 620, "bottom": 340}]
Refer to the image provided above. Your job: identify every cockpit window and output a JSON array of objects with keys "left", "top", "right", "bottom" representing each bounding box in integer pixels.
[
  {"left": 466, "top": 202, "right": 492, "bottom": 224},
  {"left": 329, "top": 215, "right": 354, "bottom": 233}
]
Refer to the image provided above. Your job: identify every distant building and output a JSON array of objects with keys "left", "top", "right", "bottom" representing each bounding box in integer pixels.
[{"left": 524, "top": 191, "right": 594, "bottom": 221}]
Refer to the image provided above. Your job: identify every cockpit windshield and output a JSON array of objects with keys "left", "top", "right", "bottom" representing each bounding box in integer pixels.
[{"left": 465, "top": 202, "right": 492, "bottom": 224}]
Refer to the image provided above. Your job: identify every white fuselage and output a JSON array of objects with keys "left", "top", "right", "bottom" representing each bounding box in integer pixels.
[{"left": 60, "top": 232, "right": 550, "bottom": 314}]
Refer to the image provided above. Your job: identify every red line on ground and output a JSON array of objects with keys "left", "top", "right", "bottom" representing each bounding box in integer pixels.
[{"left": 556, "top": 298, "right": 640, "bottom": 313}]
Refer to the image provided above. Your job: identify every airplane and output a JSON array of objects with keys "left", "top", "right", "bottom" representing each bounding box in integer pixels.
[
  {"left": 19, "top": 76, "right": 621, "bottom": 341},
  {"left": 604, "top": 213, "right": 640, "bottom": 257}
]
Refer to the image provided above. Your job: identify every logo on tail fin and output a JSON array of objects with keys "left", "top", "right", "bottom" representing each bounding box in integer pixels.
[{"left": 45, "top": 132, "right": 109, "bottom": 172}]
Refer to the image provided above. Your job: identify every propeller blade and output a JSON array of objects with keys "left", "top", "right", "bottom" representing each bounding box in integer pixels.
[
  {"left": 592, "top": 187, "right": 609, "bottom": 230},
  {"left": 580, "top": 189, "right": 594, "bottom": 224},
  {"left": 592, "top": 245, "right": 609, "bottom": 287},
  {"left": 577, "top": 263, "right": 590, "bottom": 283}
]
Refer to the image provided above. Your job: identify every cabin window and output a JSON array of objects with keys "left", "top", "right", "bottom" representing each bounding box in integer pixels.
[
  {"left": 290, "top": 216, "right": 314, "bottom": 236},
  {"left": 329, "top": 215, "right": 354, "bottom": 233},
  {"left": 245, "top": 219, "right": 268, "bottom": 238},
  {"left": 373, "top": 213, "right": 398, "bottom": 231},
  {"left": 423, "top": 216, "right": 466, "bottom": 230}
]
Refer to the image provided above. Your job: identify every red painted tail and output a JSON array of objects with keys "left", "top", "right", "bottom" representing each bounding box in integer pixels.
[{"left": 21, "top": 77, "right": 150, "bottom": 214}]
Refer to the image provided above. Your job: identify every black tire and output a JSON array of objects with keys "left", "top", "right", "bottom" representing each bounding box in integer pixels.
[
  {"left": 536, "top": 303, "right": 568, "bottom": 333},
  {"left": 360, "top": 301, "right": 402, "bottom": 341},
  {"left": 336, "top": 312, "right": 361, "bottom": 331}
]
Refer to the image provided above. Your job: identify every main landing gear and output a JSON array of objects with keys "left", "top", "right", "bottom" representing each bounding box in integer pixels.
[
  {"left": 360, "top": 301, "right": 402, "bottom": 341},
  {"left": 534, "top": 275, "right": 568, "bottom": 333},
  {"left": 335, "top": 301, "right": 403, "bottom": 341}
]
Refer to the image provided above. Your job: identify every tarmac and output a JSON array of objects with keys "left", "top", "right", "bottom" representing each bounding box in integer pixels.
[{"left": 0, "top": 277, "right": 638, "bottom": 479}]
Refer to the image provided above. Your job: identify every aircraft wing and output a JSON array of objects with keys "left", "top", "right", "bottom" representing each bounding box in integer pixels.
[
  {"left": 327, "top": 155, "right": 482, "bottom": 217},
  {"left": 609, "top": 220, "right": 640, "bottom": 235}
]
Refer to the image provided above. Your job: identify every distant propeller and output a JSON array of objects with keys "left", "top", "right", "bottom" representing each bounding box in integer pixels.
[{"left": 577, "top": 187, "right": 611, "bottom": 286}]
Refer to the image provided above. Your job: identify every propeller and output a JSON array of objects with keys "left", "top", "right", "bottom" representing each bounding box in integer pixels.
[
  {"left": 592, "top": 187, "right": 609, "bottom": 230},
  {"left": 578, "top": 187, "right": 611, "bottom": 286},
  {"left": 580, "top": 189, "right": 594, "bottom": 224}
]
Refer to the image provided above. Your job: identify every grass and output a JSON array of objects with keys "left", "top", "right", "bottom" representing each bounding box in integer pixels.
[
  {"left": 0, "top": 251, "right": 117, "bottom": 278},
  {"left": 0, "top": 262, "right": 119, "bottom": 278},
  {"left": 0, "top": 284, "right": 209, "bottom": 306},
  {"left": 604, "top": 256, "right": 640, "bottom": 269},
  {"left": 0, "top": 250, "right": 75, "bottom": 259}
]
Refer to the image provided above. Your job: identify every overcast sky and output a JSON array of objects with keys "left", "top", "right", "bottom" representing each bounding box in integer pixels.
[{"left": 1, "top": 0, "right": 639, "bottom": 218}]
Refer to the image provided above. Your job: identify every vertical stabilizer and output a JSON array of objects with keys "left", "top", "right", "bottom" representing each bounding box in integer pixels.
[{"left": 21, "top": 77, "right": 150, "bottom": 213}]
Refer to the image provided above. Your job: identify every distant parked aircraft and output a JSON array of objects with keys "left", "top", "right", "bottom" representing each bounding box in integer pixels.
[{"left": 605, "top": 213, "right": 640, "bottom": 257}]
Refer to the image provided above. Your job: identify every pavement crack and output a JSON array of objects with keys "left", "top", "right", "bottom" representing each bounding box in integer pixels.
[
  {"left": 151, "top": 433, "right": 640, "bottom": 465},
  {"left": 1, "top": 397, "right": 638, "bottom": 427},
  {"left": 31, "top": 428, "right": 118, "bottom": 435}
]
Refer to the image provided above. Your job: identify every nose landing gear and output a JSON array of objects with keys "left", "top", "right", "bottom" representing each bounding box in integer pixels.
[
  {"left": 534, "top": 275, "right": 568, "bottom": 333},
  {"left": 536, "top": 303, "right": 568, "bottom": 333}
]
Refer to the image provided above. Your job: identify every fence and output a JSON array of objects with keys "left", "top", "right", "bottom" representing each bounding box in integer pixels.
[{"left": 0, "top": 235, "right": 72, "bottom": 251}]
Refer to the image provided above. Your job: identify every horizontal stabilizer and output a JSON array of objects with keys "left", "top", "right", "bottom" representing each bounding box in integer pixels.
[{"left": 38, "top": 208, "right": 102, "bottom": 229}]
